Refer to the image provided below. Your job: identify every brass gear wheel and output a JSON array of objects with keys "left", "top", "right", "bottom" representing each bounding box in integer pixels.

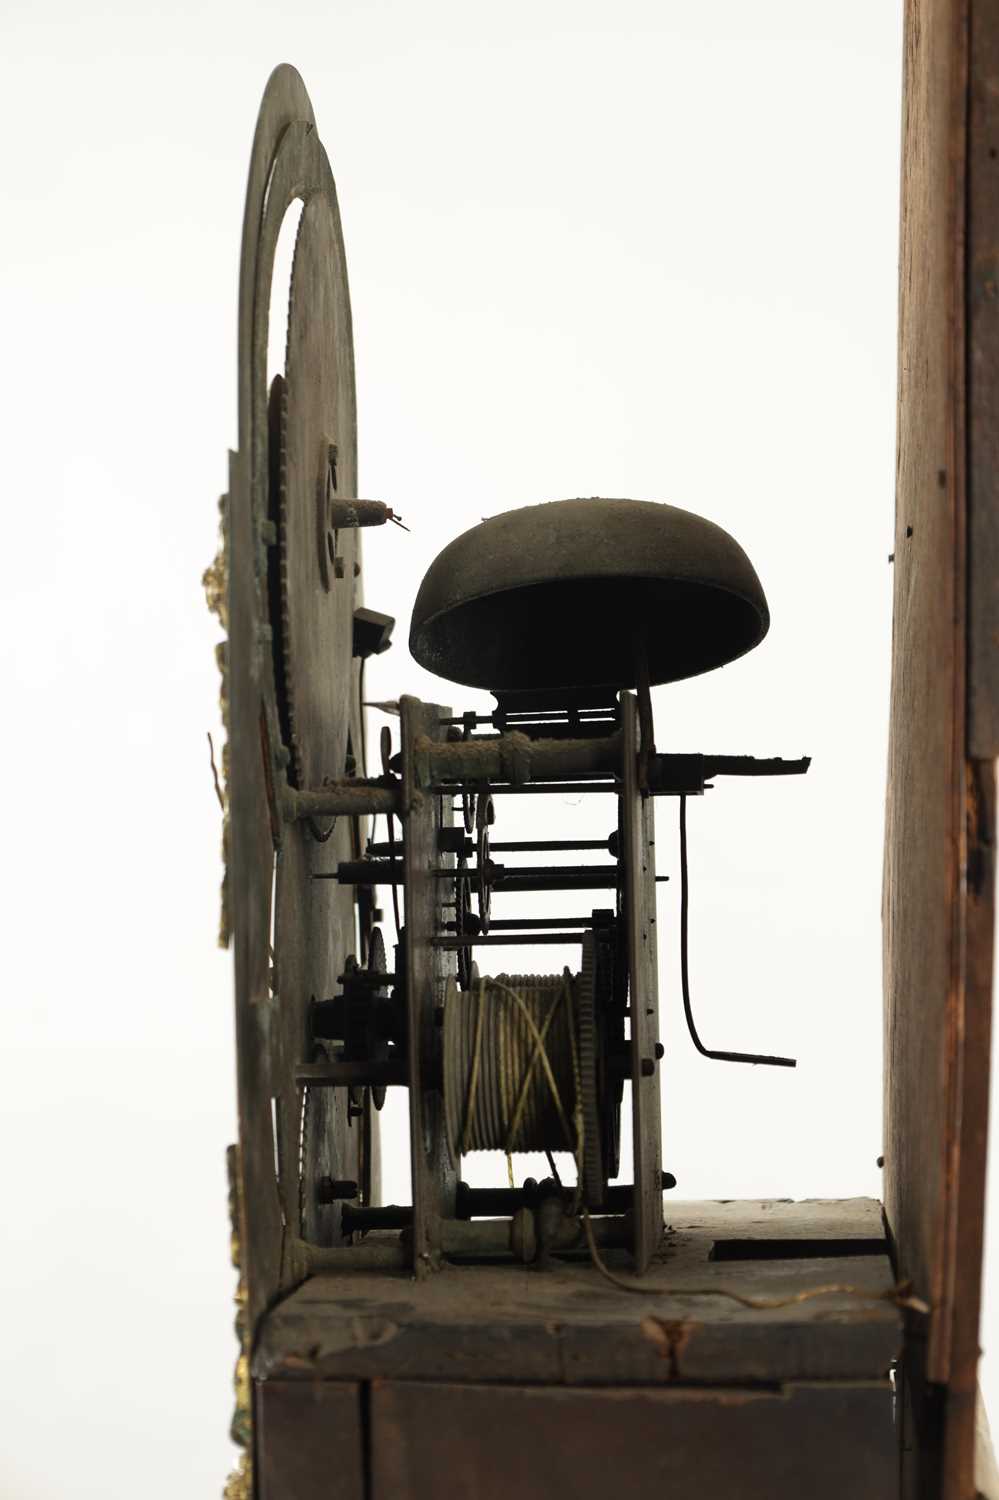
[{"left": 578, "top": 931, "right": 604, "bottom": 1206}]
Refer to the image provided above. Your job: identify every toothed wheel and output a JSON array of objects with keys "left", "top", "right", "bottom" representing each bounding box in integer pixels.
[
  {"left": 227, "top": 67, "right": 371, "bottom": 1299},
  {"left": 578, "top": 931, "right": 605, "bottom": 1206},
  {"left": 367, "top": 927, "right": 389, "bottom": 1110},
  {"left": 455, "top": 858, "right": 474, "bottom": 990},
  {"left": 475, "top": 791, "right": 494, "bottom": 935},
  {"left": 275, "top": 195, "right": 358, "bottom": 792}
]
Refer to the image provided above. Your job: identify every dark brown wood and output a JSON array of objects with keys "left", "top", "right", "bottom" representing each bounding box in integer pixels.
[
  {"left": 369, "top": 1378, "right": 896, "bottom": 1500},
  {"left": 255, "top": 1199, "right": 901, "bottom": 1388},
  {"left": 400, "top": 696, "right": 456, "bottom": 1273},
  {"left": 621, "top": 692, "right": 663, "bottom": 1270},
  {"left": 255, "top": 1379, "right": 364, "bottom": 1500},
  {"left": 900, "top": 1335, "right": 945, "bottom": 1500},
  {"left": 888, "top": 0, "right": 961, "bottom": 1356},
  {"left": 888, "top": 5, "right": 997, "bottom": 1495},
  {"left": 886, "top": 0, "right": 967, "bottom": 1371},
  {"left": 957, "top": 12, "right": 999, "bottom": 1476},
  {"left": 967, "top": 1, "right": 999, "bottom": 756},
  {"left": 941, "top": 760, "right": 996, "bottom": 1498}
]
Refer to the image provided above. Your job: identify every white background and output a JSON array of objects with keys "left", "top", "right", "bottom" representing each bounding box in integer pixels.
[{"left": 4, "top": 3, "right": 991, "bottom": 1496}]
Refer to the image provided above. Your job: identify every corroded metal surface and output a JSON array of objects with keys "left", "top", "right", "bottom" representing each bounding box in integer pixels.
[
  {"left": 621, "top": 693, "right": 663, "bottom": 1270},
  {"left": 278, "top": 189, "right": 357, "bottom": 791},
  {"left": 410, "top": 498, "right": 769, "bottom": 691},
  {"left": 401, "top": 696, "right": 457, "bottom": 1274},
  {"left": 226, "top": 64, "right": 366, "bottom": 1343}
]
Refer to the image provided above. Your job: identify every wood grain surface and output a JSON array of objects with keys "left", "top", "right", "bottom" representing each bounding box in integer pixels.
[
  {"left": 255, "top": 1198, "right": 900, "bottom": 1387},
  {"left": 256, "top": 1379, "right": 363, "bottom": 1500},
  {"left": 887, "top": 4, "right": 997, "bottom": 1495},
  {"left": 369, "top": 1379, "right": 897, "bottom": 1500},
  {"left": 968, "top": 1, "right": 999, "bottom": 755}
]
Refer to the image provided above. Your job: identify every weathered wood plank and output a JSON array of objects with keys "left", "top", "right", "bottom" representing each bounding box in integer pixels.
[
  {"left": 254, "top": 1199, "right": 901, "bottom": 1387},
  {"left": 256, "top": 1379, "right": 364, "bottom": 1500},
  {"left": 955, "top": 21, "right": 999, "bottom": 1491},
  {"left": 888, "top": 5, "right": 997, "bottom": 1493},
  {"left": 967, "top": 2, "right": 999, "bottom": 755},
  {"left": 370, "top": 1380, "right": 897, "bottom": 1500},
  {"left": 942, "top": 759, "right": 996, "bottom": 1498},
  {"left": 885, "top": 0, "right": 966, "bottom": 1366},
  {"left": 887, "top": 0, "right": 966, "bottom": 1366}
]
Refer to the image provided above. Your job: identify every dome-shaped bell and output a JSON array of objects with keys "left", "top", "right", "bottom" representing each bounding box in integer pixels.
[{"left": 409, "top": 498, "right": 769, "bottom": 694}]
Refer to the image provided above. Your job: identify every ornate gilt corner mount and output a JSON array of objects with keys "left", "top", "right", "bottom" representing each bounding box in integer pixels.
[{"left": 224, "top": 1144, "right": 252, "bottom": 1499}]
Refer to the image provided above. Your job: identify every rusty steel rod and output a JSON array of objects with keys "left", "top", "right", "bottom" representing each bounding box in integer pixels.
[
  {"left": 417, "top": 728, "right": 622, "bottom": 788},
  {"left": 287, "top": 779, "right": 402, "bottom": 820}
]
